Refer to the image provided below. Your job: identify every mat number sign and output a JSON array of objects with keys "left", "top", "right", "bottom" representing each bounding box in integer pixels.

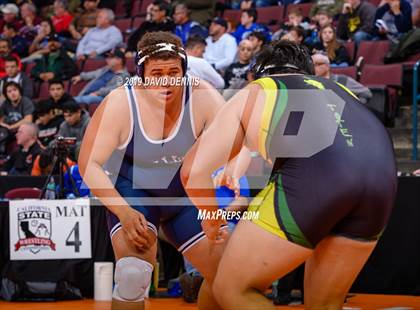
[{"left": 9, "top": 199, "right": 91, "bottom": 260}]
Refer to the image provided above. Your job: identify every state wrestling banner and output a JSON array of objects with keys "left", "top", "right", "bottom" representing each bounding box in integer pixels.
[{"left": 9, "top": 199, "right": 91, "bottom": 260}]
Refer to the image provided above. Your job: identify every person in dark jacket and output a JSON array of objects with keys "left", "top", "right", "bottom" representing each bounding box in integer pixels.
[
  {"left": 337, "top": 0, "right": 376, "bottom": 45},
  {"left": 35, "top": 100, "right": 64, "bottom": 147},
  {"left": 43, "top": 79, "right": 76, "bottom": 111},
  {"left": 2, "top": 23, "right": 29, "bottom": 57},
  {"left": 31, "top": 34, "right": 78, "bottom": 82},
  {"left": 126, "top": 0, "right": 175, "bottom": 55},
  {"left": 374, "top": 0, "right": 412, "bottom": 43},
  {"left": 313, "top": 25, "right": 351, "bottom": 67}
]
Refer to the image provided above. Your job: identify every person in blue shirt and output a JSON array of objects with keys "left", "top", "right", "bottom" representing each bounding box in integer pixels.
[
  {"left": 173, "top": 3, "right": 208, "bottom": 46},
  {"left": 232, "top": 8, "right": 271, "bottom": 44}
]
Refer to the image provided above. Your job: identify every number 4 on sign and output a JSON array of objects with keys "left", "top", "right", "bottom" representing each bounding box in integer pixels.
[{"left": 66, "top": 222, "right": 82, "bottom": 252}]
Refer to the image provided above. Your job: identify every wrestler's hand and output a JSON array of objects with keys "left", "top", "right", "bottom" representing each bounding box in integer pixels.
[
  {"left": 225, "top": 195, "right": 249, "bottom": 213},
  {"left": 201, "top": 217, "right": 228, "bottom": 244},
  {"left": 119, "top": 207, "right": 153, "bottom": 249},
  {"left": 213, "top": 171, "right": 241, "bottom": 198}
]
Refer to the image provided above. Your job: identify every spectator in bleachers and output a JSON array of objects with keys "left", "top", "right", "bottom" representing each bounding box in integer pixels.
[
  {"left": 61, "top": 0, "right": 100, "bottom": 53},
  {"left": 76, "top": 8, "right": 122, "bottom": 60},
  {"left": 43, "top": 80, "right": 76, "bottom": 111},
  {"left": 232, "top": 8, "right": 271, "bottom": 44},
  {"left": 310, "top": 0, "right": 344, "bottom": 18},
  {"left": 0, "top": 56, "right": 33, "bottom": 101},
  {"left": 223, "top": 38, "right": 253, "bottom": 99},
  {"left": 26, "top": 19, "right": 55, "bottom": 62},
  {"left": 312, "top": 53, "right": 372, "bottom": 104},
  {"left": 52, "top": 0, "right": 74, "bottom": 37},
  {"left": 185, "top": 36, "right": 225, "bottom": 89},
  {"left": 316, "top": 10, "right": 334, "bottom": 29},
  {"left": 0, "top": 39, "right": 22, "bottom": 80},
  {"left": 177, "top": 0, "right": 217, "bottom": 25},
  {"left": 224, "top": 39, "right": 253, "bottom": 89},
  {"left": 31, "top": 34, "right": 78, "bottom": 82},
  {"left": 337, "top": 0, "right": 376, "bottom": 45},
  {"left": 68, "top": 0, "right": 100, "bottom": 41},
  {"left": 18, "top": 2, "right": 42, "bottom": 43},
  {"left": 313, "top": 25, "right": 351, "bottom": 66},
  {"left": 304, "top": 10, "right": 334, "bottom": 48},
  {"left": 173, "top": 3, "right": 208, "bottom": 45},
  {"left": 2, "top": 23, "right": 29, "bottom": 57},
  {"left": 374, "top": 0, "right": 412, "bottom": 43},
  {"left": 72, "top": 48, "right": 129, "bottom": 105},
  {"left": 252, "top": 0, "right": 278, "bottom": 8},
  {"left": 204, "top": 17, "right": 237, "bottom": 71},
  {"left": 0, "top": 82, "right": 34, "bottom": 132},
  {"left": 0, "top": 4, "right": 24, "bottom": 33},
  {"left": 58, "top": 101, "right": 90, "bottom": 159},
  {"left": 0, "top": 39, "right": 22, "bottom": 79},
  {"left": 0, "top": 122, "right": 42, "bottom": 175},
  {"left": 126, "top": 1, "right": 175, "bottom": 56},
  {"left": 35, "top": 100, "right": 64, "bottom": 147},
  {"left": 281, "top": 25, "right": 305, "bottom": 44},
  {"left": 273, "top": 8, "right": 311, "bottom": 41},
  {"left": 413, "top": 0, "right": 420, "bottom": 27},
  {"left": 247, "top": 30, "right": 267, "bottom": 56},
  {"left": 230, "top": 0, "right": 255, "bottom": 10}
]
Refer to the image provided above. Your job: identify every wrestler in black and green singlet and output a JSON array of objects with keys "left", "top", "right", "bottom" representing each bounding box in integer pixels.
[{"left": 248, "top": 74, "right": 397, "bottom": 249}]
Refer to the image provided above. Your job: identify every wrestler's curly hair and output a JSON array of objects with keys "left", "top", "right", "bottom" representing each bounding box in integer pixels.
[
  {"left": 137, "top": 31, "right": 183, "bottom": 61},
  {"left": 253, "top": 40, "right": 315, "bottom": 77}
]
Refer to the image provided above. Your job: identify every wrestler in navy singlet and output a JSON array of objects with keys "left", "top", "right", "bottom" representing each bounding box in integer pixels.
[{"left": 105, "top": 78, "right": 206, "bottom": 253}]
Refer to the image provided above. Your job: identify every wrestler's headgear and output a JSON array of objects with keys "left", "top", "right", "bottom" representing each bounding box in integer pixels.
[
  {"left": 135, "top": 42, "right": 188, "bottom": 79},
  {"left": 252, "top": 41, "right": 314, "bottom": 79}
]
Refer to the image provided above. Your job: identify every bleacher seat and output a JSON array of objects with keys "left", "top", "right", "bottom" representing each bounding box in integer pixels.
[
  {"left": 132, "top": 0, "right": 142, "bottom": 16},
  {"left": 343, "top": 42, "right": 356, "bottom": 64},
  {"left": 132, "top": 16, "right": 145, "bottom": 29},
  {"left": 403, "top": 53, "right": 420, "bottom": 66},
  {"left": 356, "top": 41, "right": 390, "bottom": 65},
  {"left": 24, "top": 62, "right": 36, "bottom": 77},
  {"left": 139, "top": 0, "right": 154, "bottom": 16},
  {"left": 69, "top": 81, "right": 88, "bottom": 97},
  {"left": 82, "top": 58, "right": 107, "bottom": 72},
  {"left": 223, "top": 9, "right": 241, "bottom": 22},
  {"left": 115, "top": 1, "right": 126, "bottom": 18},
  {"left": 257, "top": 6, "right": 284, "bottom": 25},
  {"left": 331, "top": 66, "right": 357, "bottom": 80},
  {"left": 285, "top": 3, "right": 313, "bottom": 18},
  {"left": 88, "top": 103, "right": 100, "bottom": 117},
  {"left": 367, "top": 0, "right": 382, "bottom": 7},
  {"left": 5, "top": 187, "right": 41, "bottom": 200},
  {"left": 36, "top": 82, "right": 50, "bottom": 99},
  {"left": 75, "top": 59, "right": 84, "bottom": 71},
  {"left": 361, "top": 64, "right": 403, "bottom": 123},
  {"left": 127, "top": 58, "right": 136, "bottom": 75},
  {"left": 361, "top": 64, "right": 403, "bottom": 87},
  {"left": 114, "top": 18, "right": 132, "bottom": 34}
]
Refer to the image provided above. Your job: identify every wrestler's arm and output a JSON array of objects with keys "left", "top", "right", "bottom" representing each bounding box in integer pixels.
[
  {"left": 181, "top": 87, "right": 249, "bottom": 213},
  {"left": 78, "top": 88, "right": 150, "bottom": 246},
  {"left": 194, "top": 80, "right": 252, "bottom": 196}
]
